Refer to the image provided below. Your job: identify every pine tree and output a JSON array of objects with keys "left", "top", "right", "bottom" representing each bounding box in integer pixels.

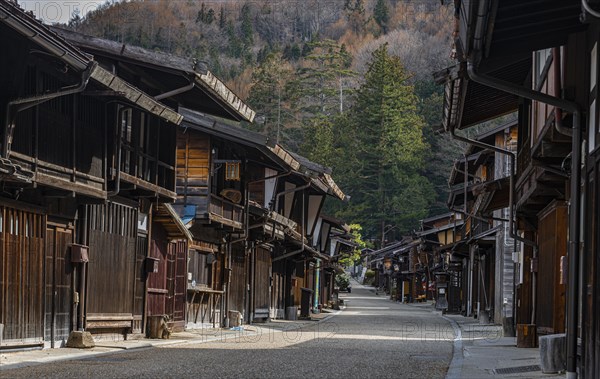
[
  {"left": 196, "top": 3, "right": 206, "bottom": 24},
  {"left": 247, "top": 52, "right": 295, "bottom": 145},
  {"left": 374, "top": 0, "right": 390, "bottom": 34},
  {"left": 345, "top": 0, "right": 367, "bottom": 35},
  {"left": 336, "top": 44, "right": 434, "bottom": 239},
  {"left": 293, "top": 39, "right": 356, "bottom": 118},
  {"left": 240, "top": 3, "right": 254, "bottom": 46},
  {"left": 218, "top": 6, "right": 226, "bottom": 29}
]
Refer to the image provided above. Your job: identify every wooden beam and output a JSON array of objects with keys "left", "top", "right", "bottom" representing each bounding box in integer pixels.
[
  {"left": 208, "top": 212, "right": 243, "bottom": 230},
  {"left": 119, "top": 171, "right": 177, "bottom": 200},
  {"left": 35, "top": 172, "right": 107, "bottom": 199}
]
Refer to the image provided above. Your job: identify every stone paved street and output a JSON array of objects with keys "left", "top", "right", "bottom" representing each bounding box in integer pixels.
[{"left": 1, "top": 282, "right": 453, "bottom": 379}]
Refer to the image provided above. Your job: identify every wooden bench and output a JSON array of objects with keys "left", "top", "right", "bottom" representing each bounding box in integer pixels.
[{"left": 416, "top": 295, "right": 427, "bottom": 303}]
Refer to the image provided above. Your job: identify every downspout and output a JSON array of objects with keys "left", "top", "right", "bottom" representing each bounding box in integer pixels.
[
  {"left": 581, "top": 0, "right": 600, "bottom": 19},
  {"left": 225, "top": 241, "right": 232, "bottom": 327},
  {"left": 3, "top": 62, "right": 95, "bottom": 158},
  {"left": 449, "top": 206, "right": 510, "bottom": 223},
  {"left": 470, "top": 2, "right": 581, "bottom": 374},
  {"left": 274, "top": 181, "right": 311, "bottom": 212},
  {"left": 245, "top": 170, "right": 292, "bottom": 243},
  {"left": 78, "top": 206, "right": 89, "bottom": 331},
  {"left": 273, "top": 186, "right": 309, "bottom": 262},
  {"left": 463, "top": 153, "right": 468, "bottom": 217}
]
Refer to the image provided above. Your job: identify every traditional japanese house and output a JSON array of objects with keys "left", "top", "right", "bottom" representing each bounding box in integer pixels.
[
  {"left": 52, "top": 27, "right": 262, "bottom": 329},
  {"left": 270, "top": 155, "right": 347, "bottom": 319},
  {"left": 146, "top": 203, "right": 192, "bottom": 332},
  {"left": 416, "top": 213, "right": 464, "bottom": 312},
  {"left": 314, "top": 216, "right": 355, "bottom": 308},
  {"left": 0, "top": 1, "right": 182, "bottom": 348},
  {"left": 174, "top": 107, "right": 291, "bottom": 326},
  {"left": 442, "top": 124, "right": 516, "bottom": 326},
  {"left": 366, "top": 238, "right": 421, "bottom": 302},
  {"left": 438, "top": 0, "right": 599, "bottom": 376}
]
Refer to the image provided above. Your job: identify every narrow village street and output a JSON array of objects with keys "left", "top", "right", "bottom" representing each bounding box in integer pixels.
[
  {"left": 2, "top": 2, "right": 599, "bottom": 377},
  {"left": 1, "top": 282, "right": 453, "bottom": 379}
]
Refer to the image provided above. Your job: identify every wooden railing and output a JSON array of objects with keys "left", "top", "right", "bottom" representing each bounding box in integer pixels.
[
  {"left": 120, "top": 145, "right": 175, "bottom": 192},
  {"left": 208, "top": 194, "right": 244, "bottom": 227}
]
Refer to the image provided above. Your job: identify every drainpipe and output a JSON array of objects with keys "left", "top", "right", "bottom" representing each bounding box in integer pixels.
[
  {"left": 581, "top": 0, "right": 600, "bottom": 19},
  {"left": 449, "top": 206, "right": 510, "bottom": 223},
  {"left": 273, "top": 187, "right": 308, "bottom": 262},
  {"left": 274, "top": 181, "right": 311, "bottom": 212},
  {"left": 3, "top": 62, "right": 95, "bottom": 158},
  {"left": 77, "top": 206, "right": 89, "bottom": 331},
  {"left": 463, "top": 153, "right": 468, "bottom": 217},
  {"left": 450, "top": 127, "right": 534, "bottom": 249},
  {"left": 245, "top": 170, "right": 292, "bottom": 242}
]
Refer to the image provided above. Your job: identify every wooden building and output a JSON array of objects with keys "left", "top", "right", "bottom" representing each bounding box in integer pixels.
[
  {"left": 268, "top": 151, "right": 347, "bottom": 319},
  {"left": 366, "top": 238, "right": 422, "bottom": 302},
  {"left": 53, "top": 27, "right": 263, "bottom": 330},
  {"left": 146, "top": 204, "right": 192, "bottom": 332},
  {"left": 416, "top": 213, "right": 465, "bottom": 312},
  {"left": 0, "top": 1, "right": 182, "bottom": 348},
  {"left": 313, "top": 216, "right": 355, "bottom": 308},
  {"left": 175, "top": 107, "right": 289, "bottom": 326},
  {"left": 437, "top": 1, "right": 599, "bottom": 376},
  {"left": 440, "top": 124, "right": 516, "bottom": 328}
]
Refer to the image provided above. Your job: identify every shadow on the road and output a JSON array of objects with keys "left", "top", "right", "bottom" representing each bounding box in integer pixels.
[{"left": 2, "top": 328, "right": 453, "bottom": 379}]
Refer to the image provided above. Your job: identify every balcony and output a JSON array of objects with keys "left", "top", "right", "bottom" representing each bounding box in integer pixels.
[{"left": 207, "top": 194, "right": 244, "bottom": 230}]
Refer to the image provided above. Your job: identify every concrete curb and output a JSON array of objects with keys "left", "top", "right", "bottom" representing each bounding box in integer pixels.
[
  {"left": 0, "top": 308, "right": 345, "bottom": 372},
  {"left": 442, "top": 315, "right": 463, "bottom": 379}
]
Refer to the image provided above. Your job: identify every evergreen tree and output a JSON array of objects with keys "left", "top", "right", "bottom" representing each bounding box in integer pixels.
[
  {"left": 68, "top": 8, "right": 83, "bottom": 30},
  {"left": 240, "top": 3, "right": 254, "bottom": 46},
  {"left": 196, "top": 3, "right": 206, "bottom": 24},
  {"left": 335, "top": 44, "right": 434, "bottom": 240},
  {"left": 247, "top": 52, "right": 296, "bottom": 145},
  {"left": 374, "top": 0, "right": 389, "bottom": 34},
  {"left": 345, "top": 0, "right": 367, "bottom": 35},
  {"left": 206, "top": 9, "right": 215, "bottom": 24},
  {"left": 293, "top": 39, "right": 356, "bottom": 118},
  {"left": 218, "top": 6, "right": 226, "bottom": 29},
  {"left": 301, "top": 116, "right": 336, "bottom": 168}
]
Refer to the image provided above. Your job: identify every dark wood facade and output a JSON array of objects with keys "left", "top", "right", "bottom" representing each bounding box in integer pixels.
[
  {"left": 0, "top": 2, "right": 182, "bottom": 348},
  {"left": 439, "top": 1, "right": 600, "bottom": 375},
  {"left": 84, "top": 201, "right": 143, "bottom": 333},
  {"left": 0, "top": 204, "right": 45, "bottom": 347},
  {"left": 252, "top": 246, "right": 272, "bottom": 321},
  {"left": 1, "top": 2, "right": 349, "bottom": 351},
  {"left": 536, "top": 201, "right": 567, "bottom": 335}
]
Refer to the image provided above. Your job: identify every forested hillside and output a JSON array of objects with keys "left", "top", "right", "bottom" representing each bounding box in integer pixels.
[{"left": 67, "top": 0, "right": 461, "bottom": 242}]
